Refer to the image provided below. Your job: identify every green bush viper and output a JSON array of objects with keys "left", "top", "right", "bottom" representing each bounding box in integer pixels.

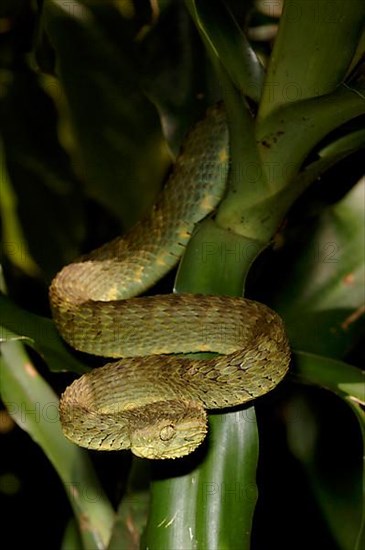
[{"left": 50, "top": 104, "right": 290, "bottom": 460}]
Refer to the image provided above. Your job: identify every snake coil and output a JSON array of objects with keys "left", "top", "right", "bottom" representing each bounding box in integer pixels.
[{"left": 50, "top": 105, "right": 290, "bottom": 459}]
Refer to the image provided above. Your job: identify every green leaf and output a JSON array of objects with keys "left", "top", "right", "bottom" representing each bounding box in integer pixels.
[
  {"left": 176, "top": 219, "right": 265, "bottom": 295},
  {"left": 42, "top": 0, "right": 171, "bottom": 228},
  {"left": 275, "top": 171, "right": 365, "bottom": 549},
  {"left": 215, "top": 81, "right": 274, "bottom": 240},
  {"left": 108, "top": 458, "right": 150, "bottom": 550},
  {"left": 144, "top": 216, "right": 262, "bottom": 549},
  {"left": 144, "top": 409, "right": 258, "bottom": 549},
  {"left": 185, "top": 1, "right": 272, "bottom": 240},
  {"left": 346, "top": 402, "right": 365, "bottom": 550},
  {"left": 257, "top": 84, "right": 365, "bottom": 187},
  {"left": 61, "top": 519, "right": 83, "bottom": 550},
  {"left": 291, "top": 146, "right": 364, "bottom": 199},
  {"left": 286, "top": 388, "right": 364, "bottom": 550},
  {"left": 185, "top": 0, "right": 264, "bottom": 102},
  {"left": 0, "top": 140, "right": 39, "bottom": 276},
  {"left": 0, "top": 293, "right": 88, "bottom": 374},
  {"left": 0, "top": 69, "right": 84, "bottom": 279},
  {"left": 143, "top": 10, "right": 274, "bottom": 539},
  {"left": 285, "top": 367, "right": 364, "bottom": 550},
  {"left": 259, "top": 0, "right": 365, "bottom": 119},
  {"left": 0, "top": 340, "right": 115, "bottom": 549},
  {"left": 138, "top": 2, "right": 217, "bottom": 154},
  {"left": 273, "top": 177, "right": 365, "bottom": 357},
  {"left": 318, "top": 128, "right": 365, "bottom": 158},
  {"left": 293, "top": 351, "right": 364, "bottom": 405}
]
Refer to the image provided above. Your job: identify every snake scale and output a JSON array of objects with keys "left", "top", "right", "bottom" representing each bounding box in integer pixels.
[{"left": 50, "top": 104, "right": 290, "bottom": 459}]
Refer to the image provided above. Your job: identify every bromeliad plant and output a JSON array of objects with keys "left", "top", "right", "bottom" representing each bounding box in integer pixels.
[{"left": 0, "top": 1, "right": 364, "bottom": 549}]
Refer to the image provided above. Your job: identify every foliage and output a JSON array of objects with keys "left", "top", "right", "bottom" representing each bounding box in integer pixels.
[{"left": 0, "top": 1, "right": 364, "bottom": 549}]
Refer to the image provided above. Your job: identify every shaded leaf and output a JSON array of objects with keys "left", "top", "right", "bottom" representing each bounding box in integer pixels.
[
  {"left": 285, "top": 387, "right": 363, "bottom": 550},
  {"left": 259, "top": 0, "right": 365, "bottom": 118},
  {"left": 274, "top": 177, "right": 365, "bottom": 357},
  {"left": 0, "top": 67, "right": 84, "bottom": 279},
  {"left": 0, "top": 293, "right": 88, "bottom": 374},
  {"left": 293, "top": 351, "right": 364, "bottom": 405},
  {"left": 257, "top": 84, "right": 365, "bottom": 186},
  {"left": 139, "top": 1, "right": 217, "bottom": 154},
  {"left": 0, "top": 340, "right": 114, "bottom": 549},
  {"left": 43, "top": 0, "right": 171, "bottom": 228},
  {"left": 186, "top": 0, "right": 264, "bottom": 102},
  {"left": 108, "top": 459, "right": 150, "bottom": 550}
]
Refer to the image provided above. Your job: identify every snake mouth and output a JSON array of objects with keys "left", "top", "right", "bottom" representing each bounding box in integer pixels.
[
  {"left": 128, "top": 399, "right": 208, "bottom": 459},
  {"left": 131, "top": 435, "right": 205, "bottom": 460}
]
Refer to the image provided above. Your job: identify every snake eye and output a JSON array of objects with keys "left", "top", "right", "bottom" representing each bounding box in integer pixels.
[{"left": 159, "top": 424, "right": 176, "bottom": 441}]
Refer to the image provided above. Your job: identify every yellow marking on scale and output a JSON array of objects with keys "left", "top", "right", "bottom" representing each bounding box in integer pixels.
[
  {"left": 134, "top": 265, "right": 145, "bottom": 282},
  {"left": 155, "top": 255, "right": 168, "bottom": 267},
  {"left": 178, "top": 229, "right": 191, "bottom": 240},
  {"left": 200, "top": 194, "right": 217, "bottom": 212},
  {"left": 104, "top": 285, "right": 119, "bottom": 300},
  {"left": 219, "top": 147, "right": 229, "bottom": 163},
  {"left": 198, "top": 343, "right": 211, "bottom": 352}
]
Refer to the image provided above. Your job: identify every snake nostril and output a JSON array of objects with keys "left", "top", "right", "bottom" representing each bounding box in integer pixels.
[{"left": 160, "top": 424, "right": 176, "bottom": 441}]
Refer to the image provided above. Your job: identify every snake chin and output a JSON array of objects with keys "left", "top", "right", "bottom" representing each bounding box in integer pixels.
[{"left": 130, "top": 399, "right": 208, "bottom": 459}]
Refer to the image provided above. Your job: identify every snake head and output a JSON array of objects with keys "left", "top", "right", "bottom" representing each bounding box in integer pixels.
[{"left": 129, "top": 399, "right": 208, "bottom": 459}]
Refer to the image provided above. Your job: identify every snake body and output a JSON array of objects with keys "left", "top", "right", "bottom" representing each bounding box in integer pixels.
[{"left": 50, "top": 105, "right": 290, "bottom": 460}]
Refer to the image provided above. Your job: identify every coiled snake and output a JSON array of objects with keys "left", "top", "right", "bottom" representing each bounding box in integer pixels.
[{"left": 50, "top": 105, "right": 290, "bottom": 459}]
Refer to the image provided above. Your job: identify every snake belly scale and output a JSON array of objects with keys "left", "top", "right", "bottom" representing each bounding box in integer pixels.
[{"left": 50, "top": 105, "right": 290, "bottom": 460}]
